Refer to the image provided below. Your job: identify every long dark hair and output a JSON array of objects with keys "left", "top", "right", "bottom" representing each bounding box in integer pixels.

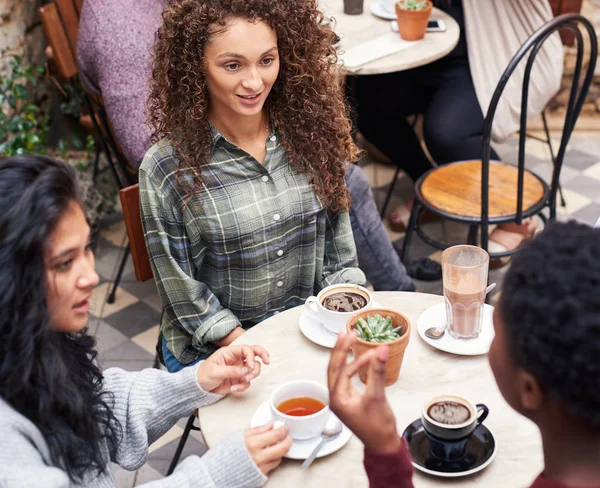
[{"left": 0, "top": 155, "right": 120, "bottom": 482}]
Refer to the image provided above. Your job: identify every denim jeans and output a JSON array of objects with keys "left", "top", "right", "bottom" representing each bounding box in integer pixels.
[
  {"left": 345, "top": 164, "right": 415, "bottom": 292},
  {"left": 162, "top": 336, "right": 205, "bottom": 373}
]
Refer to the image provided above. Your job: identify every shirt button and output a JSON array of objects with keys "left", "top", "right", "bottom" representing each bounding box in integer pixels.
[
  {"left": 273, "top": 213, "right": 280, "bottom": 221},
  {"left": 261, "top": 175, "right": 269, "bottom": 182},
  {"left": 277, "top": 250, "right": 284, "bottom": 257},
  {"left": 276, "top": 281, "right": 283, "bottom": 287},
  {"left": 270, "top": 135, "right": 276, "bottom": 142}
]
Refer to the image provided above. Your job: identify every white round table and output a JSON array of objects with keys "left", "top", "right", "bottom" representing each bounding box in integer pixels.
[
  {"left": 321, "top": 0, "right": 460, "bottom": 74},
  {"left": 199, "top": 292, "right": 543, "bottom": 487}
]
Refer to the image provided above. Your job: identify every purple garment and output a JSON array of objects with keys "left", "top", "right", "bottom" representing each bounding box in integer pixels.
[{"left": 77, "top": 0, "right": 166, "bottom": 169}]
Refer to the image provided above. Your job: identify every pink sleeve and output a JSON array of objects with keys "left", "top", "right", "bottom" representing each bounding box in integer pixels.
[{"left": 363, "top": 438, "right": 414, "bottom": 488}]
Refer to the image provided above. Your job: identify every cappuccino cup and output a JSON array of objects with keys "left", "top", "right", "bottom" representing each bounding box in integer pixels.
[
  {"left": 304, "top": 283, "right": 372, "bottom": 333},
  {"left": 421, "top": 394, "right": 489, "bottom": 460}
]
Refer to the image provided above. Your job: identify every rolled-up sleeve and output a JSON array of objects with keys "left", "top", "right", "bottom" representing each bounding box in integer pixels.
[{"left": 139, "top": 155, "right": 239, "bottom": 362}]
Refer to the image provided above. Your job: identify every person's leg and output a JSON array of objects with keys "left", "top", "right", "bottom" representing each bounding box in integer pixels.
[
  {"left": 162, "top": 336, "right": 203, "bottom": 373},
  {"left": 347, "top": 72, "right": 432, "bottom": 182},
  {"left": 345, "top": 164, "right": 415, "bottom": 292},
  {"left": 421, "top": 65, "right": 500, "bottom": 164}
]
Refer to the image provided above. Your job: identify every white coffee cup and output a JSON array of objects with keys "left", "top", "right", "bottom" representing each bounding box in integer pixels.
[
  {"left": 304, "top": 283, "right": 372, "bottom": 334},
  {"left": 378, "top": 0, "right": 397, "bottom": 15},
  {"left": 270, "top": 380, "right": 330, "bottom": 440}
]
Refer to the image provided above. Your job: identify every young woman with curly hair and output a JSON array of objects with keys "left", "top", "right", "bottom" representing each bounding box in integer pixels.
[
  {"left": 140, "top": 0, "right": 371, "bottom": 371},
  {"left": 0, "top": 155, "right": 291, "bottom": 486}
]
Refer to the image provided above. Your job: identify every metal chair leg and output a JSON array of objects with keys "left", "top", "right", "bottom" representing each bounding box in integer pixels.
[
  {"left": 541, "top": 110, "right": 566, "bottom": 208},
  {"left": 107, "top": 246, "right": 130, "bottom": 304},
  {"left": 400, "top": 201, "right": 421, "bottom": 262},
  {"left": 379, "top": 166, "right": 401, "bottom": 218},
  {"left": 467, "top": 225, "right": 478, "bottom": 246},
  {"left": 167, "top": 414, "right": 196, "bottom": 476}
]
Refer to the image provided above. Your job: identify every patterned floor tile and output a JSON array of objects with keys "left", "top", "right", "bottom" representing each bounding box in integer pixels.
[
  {"left": 100, "top": 219, "right": 128, "bottom": 248},
  {"left": 90, "top": 282, "right": 139, "bottom": 319},
  {"left": 119, "top": 278, "right": 159, "bottom": 300},
  {"left": 102, "top": 340, "right": 156, "bottom": 362},
  {"left": 562, "top": 148, "right": 599, "bottom": 171},
  {"left": 134, "top": 464, "right": 164, "bottom": 486},
  {"left": 583, "top": 161, "right": 600, "bottom": 181},
  {"left": 556, "top": 188, "right": 593, "bottom": 217},
  {"left": 361, "top": 161, "right": 398, "bottom": 189},
  {"left": 146, "top": 436, "right": 208, "bottom": 476},
  {"left": 104, "top": 301, "right": 162, "bottom": 338},
  {"left": 101, "top": 358, "right": 155, "bottom": 371},
  {"left": 131, "top": 325, "right": 161, "bottom": 356},
  {"left": 93, "top": 320, "right": 130, "bottom": 358},
  {"left": 563, "top": 174, "right": 600, "bottom": 201},
  {"left": 143, "top": 294, "right": 165, "bottom": 314},
  {"left": 111, "top": 464, "right": 136, "bottom": 488},
  {"left": 530, "top": 162, "right": 580, "bottom": 185},
  {"left": 149, "top": 425, "right": 184, "bottom": 454},
  {"left": 571, "top": 202, "right": 600, "bottom": 225}
]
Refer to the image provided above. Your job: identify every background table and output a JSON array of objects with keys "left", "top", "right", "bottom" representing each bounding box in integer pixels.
[
  {"left": 321, "top": 0, "right": 460, "bottom": 74},
  {"left": 199, "top": 292, "right": 543, "bottom": 487}
]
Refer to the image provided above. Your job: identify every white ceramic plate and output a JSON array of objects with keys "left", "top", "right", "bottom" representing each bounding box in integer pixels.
[
  {"left": 250, "top": 401, "right": 352, "bottom": 460},
  {"left": 417, "top": 302, "right": 495, "bottom": 356},
  {"left": 298, "top": 301, "right": 385, "bottom": 349},
  {"left": 370, "top": 2, "right": 397, "bottom": 20}
]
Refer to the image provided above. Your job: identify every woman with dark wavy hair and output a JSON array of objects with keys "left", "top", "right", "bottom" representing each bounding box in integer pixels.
[
  {"left": 0, "top": 154, "right": 291, "bottom": 486},
  {"left": 140, "top": 0, "right": 367, "bottom": 371}
]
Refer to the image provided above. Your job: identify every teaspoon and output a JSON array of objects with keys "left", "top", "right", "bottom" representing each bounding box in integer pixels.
[{"left": 301, "top": 417, "right": 343, "bottom": 469}]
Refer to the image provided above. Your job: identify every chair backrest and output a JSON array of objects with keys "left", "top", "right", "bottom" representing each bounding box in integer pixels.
[
  {"left": 55, "top": 0, "right": 80, "bottom": 56},
  {"left": 120, "top": 184, "right": 154, "bottom": 282},
  {"left": 39, "top": 2, "right": 78, "bottom": 79},
  {"left": 480, "top": 13, "right": 597, "bottom": 249}
]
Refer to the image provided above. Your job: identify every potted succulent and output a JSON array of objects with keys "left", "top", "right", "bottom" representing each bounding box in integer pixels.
[
  {"left": 347, "top": 309, "right": 411, "bottom": 386},
  {"left": 395, "top": 0, "right": 433, "bottom": 41}
]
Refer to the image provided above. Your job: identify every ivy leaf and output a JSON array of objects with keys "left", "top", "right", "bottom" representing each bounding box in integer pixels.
[
  {"left": 36, "top": 66, "right": 45, "bottom": 75},
  {"left": 7, "top": 94, "right": 17, "bottom": 108},
  {"left": 13, "top": 84, "right": 29, "bottom": 99}
]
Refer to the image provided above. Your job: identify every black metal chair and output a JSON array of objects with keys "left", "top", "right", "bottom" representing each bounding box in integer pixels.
[{"left": 400, "top": 13, "right": 597, "bottom": 261}]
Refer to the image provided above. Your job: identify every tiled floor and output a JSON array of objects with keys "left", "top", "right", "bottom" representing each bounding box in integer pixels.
[{"left": 90, "top": 134, "right": 600, "bottom": 486}]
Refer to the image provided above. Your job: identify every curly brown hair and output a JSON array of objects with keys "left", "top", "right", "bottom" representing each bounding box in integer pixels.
[{"left": 148, "top": 0, "right": 359, "bottom": 212}]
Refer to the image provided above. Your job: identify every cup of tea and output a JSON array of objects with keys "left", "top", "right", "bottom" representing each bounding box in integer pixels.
[
  {"left": 304, "top": 283, "right": 372, "bottom": 333},
  {"left": 270, "top": 380, "right": 330, "bottom": 440},
  {"left": 442, "top": 245, "right": 490, "bottom": 340},
  {"left": 421, "top": 394, "right": 489, "bottom": 459}
]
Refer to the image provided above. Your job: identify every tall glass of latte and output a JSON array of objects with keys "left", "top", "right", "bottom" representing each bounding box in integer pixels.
[{"left": 442, "top": 245, "right": 489, "bottom": 339}]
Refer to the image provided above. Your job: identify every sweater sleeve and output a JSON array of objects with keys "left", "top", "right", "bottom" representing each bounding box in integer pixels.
[
  {"left": 363, "top": 439, "right": 414, "bottom": 488},
  {"left": 103, "top": 365, "right": 221, "bottom": 469}
]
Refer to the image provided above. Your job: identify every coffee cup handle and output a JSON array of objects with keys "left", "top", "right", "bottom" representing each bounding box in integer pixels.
[
  {"left": 305, "top": 296, "right": 321, "bottom": 322},
  {"left": 475, "top": 404, "right": 489, "bottom": 425}
]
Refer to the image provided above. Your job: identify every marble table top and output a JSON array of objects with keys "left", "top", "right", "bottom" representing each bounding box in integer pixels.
[
  {"left": 199, "top": 292, "right": 543, "bottom": 487},
  {"left": 321, "top": 0, "right": 460, "bottom": 74}
]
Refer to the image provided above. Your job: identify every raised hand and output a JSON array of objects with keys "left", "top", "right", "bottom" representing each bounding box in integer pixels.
[
  {"left": 327, "top": 331, "right": 402, "bottom": 454},
  {"left": 196, "top": 344, "right": 270, "bottom": 395}
]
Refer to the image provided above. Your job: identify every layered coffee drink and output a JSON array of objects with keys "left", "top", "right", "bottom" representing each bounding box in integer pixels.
[
  {"left": 322, "top": 291, "right": 367, "bottom": 312},
  {"left": 427, "top": 400, "right": 471, "bottom": 425},
  {"left": 444, "top": 274, "right": 486, "bottom": 339}
]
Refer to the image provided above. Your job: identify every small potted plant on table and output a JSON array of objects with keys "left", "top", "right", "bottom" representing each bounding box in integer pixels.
[
  {"left": 347, "top": 309, "right": 411, "bottom": 386},
  {"left": 395, "top": 0, "right": 433, "bottom": 41}
]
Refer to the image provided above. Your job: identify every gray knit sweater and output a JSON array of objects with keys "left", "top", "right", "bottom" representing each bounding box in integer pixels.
[{"left": 0, "top": 366, "right": 267, "bottom": 487}]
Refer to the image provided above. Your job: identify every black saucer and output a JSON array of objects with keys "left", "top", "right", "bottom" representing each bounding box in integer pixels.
[{"left": 402, "top": 418, "right": 496, "bottom": 477}]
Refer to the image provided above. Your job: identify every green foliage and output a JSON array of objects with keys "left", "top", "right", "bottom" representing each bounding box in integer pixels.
[
  {"left": 0, "top": 57, "right": 48, "bottom": 155},
  {"left": 396, "top": 0, "right": 429, "bottom": 11},
  {"left": 355, "top": 314, "right": 404, "bottom": 343}
]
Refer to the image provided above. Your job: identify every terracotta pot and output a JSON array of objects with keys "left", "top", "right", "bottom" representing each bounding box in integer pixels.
[
  {"left": 347, "top": 308, "right": 411, "bottom": 386},
  {"left": 395, "top": 1, "right": 433, "bottom": 41}
]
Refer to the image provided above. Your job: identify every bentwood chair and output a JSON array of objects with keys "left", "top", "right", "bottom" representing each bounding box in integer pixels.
[
  {"left": 119, "top": 183, "right": 201, "bottom": 476},
  {"left": 400, "top": 14, "right": 597, "bottom": 262},
  {"left": 40, "top": 0, "right": 135, "bottom": 304}
]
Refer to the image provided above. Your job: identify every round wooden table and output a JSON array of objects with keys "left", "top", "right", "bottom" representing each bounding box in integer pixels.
[
  {"left": 320, "top": 0, "right": 460, "bottom": 75},
  {"left": 199, "top": 292, "right": 543, "bottom": 487}
]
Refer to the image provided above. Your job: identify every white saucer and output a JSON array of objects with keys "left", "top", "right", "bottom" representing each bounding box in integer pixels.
[
  {"left": 417, "top": 302, "right": 495, "bottom": 356},
  {"left": 298, "top": 302, "right": 385, "bottom": 349},
  {"left": 250, "top": 401, "right": 352, "bottom": 460},
  {"left": 370, "top": 2, "right": 396, "bottom": 20}
]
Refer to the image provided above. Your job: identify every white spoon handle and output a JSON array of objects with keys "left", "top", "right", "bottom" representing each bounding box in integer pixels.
[{"left": 301, "top": 438, "right": 326, "bottom": 469}]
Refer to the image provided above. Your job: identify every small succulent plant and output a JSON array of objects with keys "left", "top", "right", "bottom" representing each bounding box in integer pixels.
[
  {"left": 355, "top": 314, "right": 404, "bottom": 343},
  {"left": 396, "top": 0, "right": 429, "bottom": 10}
]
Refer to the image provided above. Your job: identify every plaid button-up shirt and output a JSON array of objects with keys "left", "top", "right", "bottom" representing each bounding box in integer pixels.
[{"left": 139, "top": 127, "right": 365, "bottom": 363}]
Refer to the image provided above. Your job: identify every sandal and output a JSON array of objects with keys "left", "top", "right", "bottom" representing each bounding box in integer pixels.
[
  {"left": 388, "top": 207, "right": 442, "bottom": 234},
  {"left": 488, "top": 218, "right": 539, "bottom": 268},
  {"left": 405, "top": 258, "right": 442, "bottom": 281}
]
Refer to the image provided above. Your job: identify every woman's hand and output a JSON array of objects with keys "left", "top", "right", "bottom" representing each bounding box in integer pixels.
[
  {"left": 328, "top": 331, "right": 402, "bottom": 454},
  {"left": 196, "top": 344, "right": 270, "bottom": 395},
  {"left": 244, "top": 422, "right": 292, "bottom": 476}
]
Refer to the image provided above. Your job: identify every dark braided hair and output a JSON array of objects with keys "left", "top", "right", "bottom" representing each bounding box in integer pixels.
[
  {"left": 0, "top": 155, "right": 121, "bottom": 482},
  {"left": 499, "top": 220, "right": 600, "bottom": 427}
]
